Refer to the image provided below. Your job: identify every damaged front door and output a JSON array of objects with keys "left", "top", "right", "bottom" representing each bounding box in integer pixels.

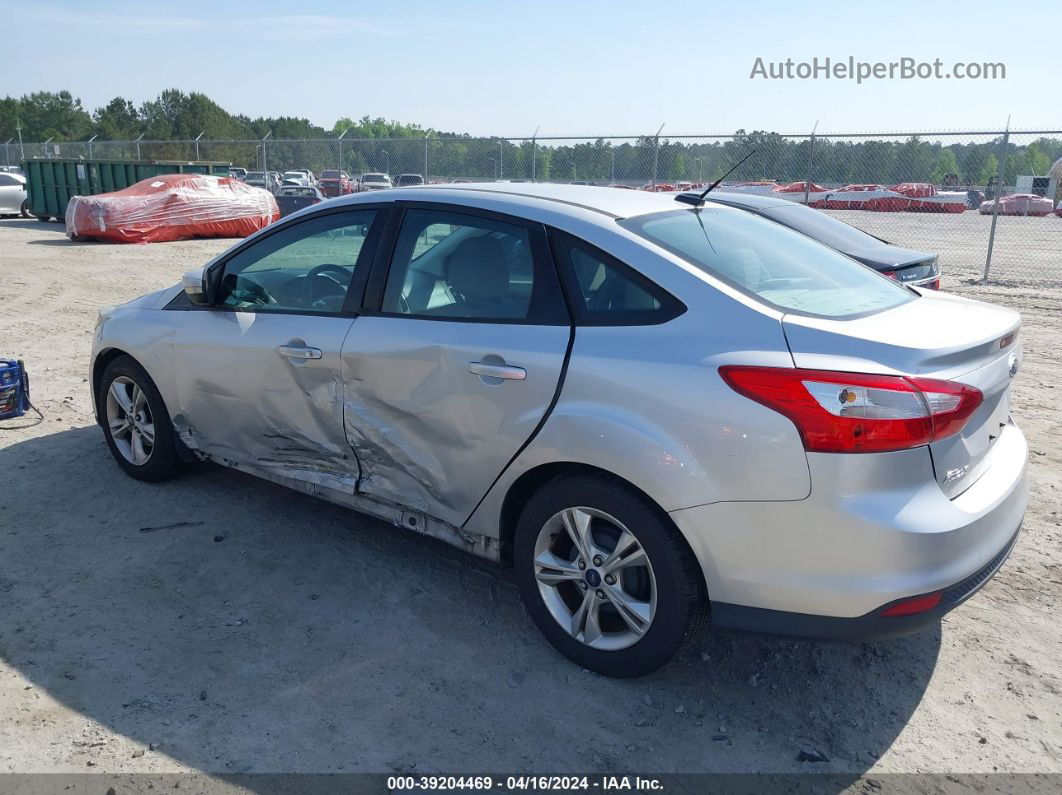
[
  {"left": 342, "top": 206, "right": 571, "bottom": 527},
  {"left": 172, "top": 209, "right": 380, "bottom": 491}
]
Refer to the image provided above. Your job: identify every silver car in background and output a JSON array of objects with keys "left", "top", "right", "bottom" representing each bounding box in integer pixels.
[
  {"left": 90, "top": 184, "right": 1027, "bottom": 677},
  {"left": 0, "top": 171, "right": 29, "bottom": 217}
]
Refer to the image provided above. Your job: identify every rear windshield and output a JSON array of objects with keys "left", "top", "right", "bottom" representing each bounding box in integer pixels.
[
  {"left": 363, "top": 174, "right": 387, "bottom": 182},
  {"left": 321, "top": 171, "right": 340, "bottom": 178},
  {"left": 620, "top": 208, "right": 914, "bottom": 318},
  {"left": 760, "top": 203, "right": 889, "bottom": 251}
]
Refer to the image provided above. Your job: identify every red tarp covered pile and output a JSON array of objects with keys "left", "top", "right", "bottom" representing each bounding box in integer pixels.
[{"left": 66, "top": 173, "right": 279, "bottom": 243}]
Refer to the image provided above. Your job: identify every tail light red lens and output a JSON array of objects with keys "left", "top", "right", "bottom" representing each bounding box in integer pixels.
[{"left": 719, "top": 366, "right": 983, "bottom": 453}]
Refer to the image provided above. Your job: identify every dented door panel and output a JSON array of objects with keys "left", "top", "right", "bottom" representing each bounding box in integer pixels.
[
  {"left": 173, "top": 310, "right": 361, "bottom": 491},
  {"left": 341, "top": 316, "right": 569, "bottom": 526}
]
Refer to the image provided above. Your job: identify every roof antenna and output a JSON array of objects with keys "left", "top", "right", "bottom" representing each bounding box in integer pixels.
[{"left": 675, "top": 149, "right": 759, "bottom": 206}]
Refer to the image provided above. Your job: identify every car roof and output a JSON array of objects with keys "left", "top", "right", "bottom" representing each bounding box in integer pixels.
[{"left": 329, "top": 182, "right": 707, "bottom": 219}]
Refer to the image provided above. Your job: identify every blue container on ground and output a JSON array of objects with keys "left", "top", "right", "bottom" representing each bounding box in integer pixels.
[{"left": 0, "top": 359, "right": 29, "bottom": 419}]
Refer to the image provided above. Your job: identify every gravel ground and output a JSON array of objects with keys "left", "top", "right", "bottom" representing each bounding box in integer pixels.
[{"left": 0, "top": 217, "right": 1060, "bottom": 777}]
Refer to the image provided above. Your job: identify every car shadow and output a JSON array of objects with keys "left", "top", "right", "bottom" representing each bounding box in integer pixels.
[{"left": 0, "top": 425, "right": 940, "bottom": 783}]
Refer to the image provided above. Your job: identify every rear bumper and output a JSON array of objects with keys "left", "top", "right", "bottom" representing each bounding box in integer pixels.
[
  {"left": 709, "top": 526, "right": 1019, "bottom": 640},
  {"left": 669, "top": 420, "right": 1028, "bottom": 629}
]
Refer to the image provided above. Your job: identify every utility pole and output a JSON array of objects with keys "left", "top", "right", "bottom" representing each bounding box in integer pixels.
[
  {"left": 16, "top": 118, "right": 24, "bottom": 160},
  {"left": 194, "top": 131, "right": 204, "bottom": 161},
  {"left": 87, "top": 134, "right": 98, "bottom": 160},
  {"left": 651, "top": 123, "right": 665, "bottom": 187},
  {"left": 498, "top": 139, "right": 504, "bottom": 180},
  {"left": 424, "top": 131, "right": 430, "bottom": 181},
  {"left": 135, "top": 133, "right": 145, "bottom": 160}
]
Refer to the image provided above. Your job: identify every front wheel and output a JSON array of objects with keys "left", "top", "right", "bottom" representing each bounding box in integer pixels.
[
  {"left": 99, "top": 355, "right": 180, "bottom": 482},
  {"left": 513, "top": 474, "right": 706, "bottom": 677}
]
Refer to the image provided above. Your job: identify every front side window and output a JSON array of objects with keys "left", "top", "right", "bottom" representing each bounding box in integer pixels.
[
  {"left": 381, "top": 208, "right": 566, "bottom": 323},
  {"left": 218, "top": 210, "right": 376, "bottom": 313},
  {"left": 620, "top": 208, "right": 914, "bottom": 318}
]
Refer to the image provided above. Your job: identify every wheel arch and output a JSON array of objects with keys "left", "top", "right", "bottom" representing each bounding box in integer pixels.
[
  {"left": 91, "top": 347, "right": 131, "bottom": 426},
  {"left": 496, "top": 461, "right": 708, "bottom": 596}
]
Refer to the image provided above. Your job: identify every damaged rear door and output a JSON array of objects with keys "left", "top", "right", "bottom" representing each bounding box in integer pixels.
[
  {"left": 341, "top": 204, "right": 571, "bottom": 527},
  {"left": 172, "top": 208, "right": 382, "bottom": 491}
]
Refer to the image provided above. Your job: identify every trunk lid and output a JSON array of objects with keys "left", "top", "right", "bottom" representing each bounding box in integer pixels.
[{"left": 782, "top": 289, "right": 1021, "bottom": 498}]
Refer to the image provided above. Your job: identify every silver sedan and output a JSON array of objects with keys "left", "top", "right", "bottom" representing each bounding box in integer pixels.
[
  {"left": 0, "top": 171, "right": 29, "bottom": 217},
  {"left": 90, "top": 184, "right": 1027, "bottom": 676}
]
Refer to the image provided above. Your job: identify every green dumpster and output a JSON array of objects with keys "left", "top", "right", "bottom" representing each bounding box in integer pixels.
[{"left": 22, "top": 159, "right": 232, "bottom": 221}]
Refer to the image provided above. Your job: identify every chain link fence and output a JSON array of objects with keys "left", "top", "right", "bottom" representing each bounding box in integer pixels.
[{"left": 5, "top": 129, "right": 1060, "bottom": 286}]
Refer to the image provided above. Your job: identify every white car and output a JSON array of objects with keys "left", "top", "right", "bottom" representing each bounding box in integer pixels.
[
  {"left": 0, "top": 171, "right": 29, "bottom": 217},
  {"left": 281, "top": 171, "right": 313, "bottom": 188},
  {"left": 358, "top": 173, "right": 392, "bottom": 191}
]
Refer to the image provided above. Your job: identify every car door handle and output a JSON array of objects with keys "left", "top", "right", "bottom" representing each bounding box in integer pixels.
[
  {"left": 277, "top": 344, "right": 323, "bottom": 360},
  {"left": 468, "top": 362, "right": 526, "bottom": 380}
]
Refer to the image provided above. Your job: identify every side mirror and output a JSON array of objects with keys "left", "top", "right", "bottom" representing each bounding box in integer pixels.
[{"left": 182, "top": 266, "right": 210, "bottom": 306}]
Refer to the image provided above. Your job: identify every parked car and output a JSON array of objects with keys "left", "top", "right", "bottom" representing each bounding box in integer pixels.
[
  {"left": 91, "top": 183, "right": 1026, "bottom": 677},
  {"left": 281, "top": 171, "right": 314, "bottom": 188},
  {"left": 229, "top": 167, "right": 248, "bottom": 181},
  {"left": 318, "top": 170, "right": 355, "bottom": 197},
  {"left": 66, "top": 174, "right": 278, "bottom": 244},
  {"left": 394, "top": 173, "right": 425, "bottom": 188},
  {"left": 979, "top": 193, "right": 1055, "bottom": 217},
  {"left": 358, "top": 172, "right": 392, "bottom": 191},
  {"left": 0, "top": 171, "right": 29, "bottom": 217},
  {"left": 705, "top": 191, "right": 941, "bottom": 288},
  {"left": 244, "top": 171, "right": 280, "bottom": 193},
  {"left": 275, "top": 185, "right": 325, "bottom": 217}
]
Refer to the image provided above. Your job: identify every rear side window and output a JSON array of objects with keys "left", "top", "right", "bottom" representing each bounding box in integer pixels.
[
  {"left": 620, "top": 208, "right": 914, "bottom": 318},
  {"left": 551, "top": 231, "right": 684, "bottom": 325}
]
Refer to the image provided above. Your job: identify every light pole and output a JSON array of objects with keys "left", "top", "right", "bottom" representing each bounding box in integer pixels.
[
  {"left": 695, "top": 156, "right": 708, "bottom": 182},
  {"left": 338, "top": 128, "right": 348, "bottom": 174},
  {"left": 135, "top": 132, "right": 145, "bottom": 160},
  {"left": 194, "top": 131, "right": 204, "bottom": 161},
  {"left": 262, "top": 130, "right": 272, "bottom": 179},
  {"left": 488, "top": 156, "right": 497, "bottom": 180},
  {"left": 87, "top": 134, "right": 98, "bottom": 160},
  {"left": 498, "top": 139, "right": 503, "bottom": 180},
  {"left": 42, "top": 137, "right": 53, "bottom": 159}
]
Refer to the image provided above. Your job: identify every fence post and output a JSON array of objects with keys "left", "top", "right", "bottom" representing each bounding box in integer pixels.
[
  {"left": 804, "top": 121, "right": 819, "bottom": 204},
  {"left": 531, "top": 126, "right": 539, "bottom": 182},
  {"left": 651, "top": 123, "right": 665, "bottom": 187},
  {"left": 983, "top": 120, "right": 1011, "bottom": 281}
]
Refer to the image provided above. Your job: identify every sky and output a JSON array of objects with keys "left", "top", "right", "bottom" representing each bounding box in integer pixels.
[{"left": 2, "top": 0, "right": 1059, "bottom": 136}]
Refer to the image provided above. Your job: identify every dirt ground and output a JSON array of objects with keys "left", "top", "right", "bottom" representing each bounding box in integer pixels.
[{"left": 1, "top": 217, "right": 1060, "bottom": 778}]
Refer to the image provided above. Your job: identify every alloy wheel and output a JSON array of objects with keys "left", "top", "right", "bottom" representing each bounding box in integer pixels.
[
  {"left": 105, "top": 375, "right": 156, "bottom": 465},
  {"left": 533, "top": 507, "right": 657, "bottom": 651}
]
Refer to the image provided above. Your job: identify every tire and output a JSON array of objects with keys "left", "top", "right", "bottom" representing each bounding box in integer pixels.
[
  {"left": 98, "top": 355, "right": 181, "bottom": 482},
  {"left": 20, "top": 200, "right": 31, "bottom": 218},
  {"left": 513, "top": 473, "right": 706, "bottom": 677}
]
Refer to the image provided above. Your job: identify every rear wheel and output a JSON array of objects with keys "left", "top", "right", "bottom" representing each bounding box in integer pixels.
[
  {"left": 513, "top": 473, "right": 706, "bottom": 677},
  {"left": 20, "top": 200, "right": 30, "bottom": 218},
  {"left": 99, "top": 356, "right": 180, "bottom": 482}
]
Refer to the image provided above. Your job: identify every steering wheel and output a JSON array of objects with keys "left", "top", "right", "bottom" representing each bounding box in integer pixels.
[{"left": 304, "top": 263, "right": 351, "bottom": 307}]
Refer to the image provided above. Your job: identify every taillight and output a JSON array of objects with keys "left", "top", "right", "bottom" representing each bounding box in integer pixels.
[
  {"left": 926, "top": 278, "right": 941, "bottom": 290},
  {"left": 883, "top": 270, "right": 899, "bottom": 280},
  {"left": 719, "top": 367, "right": 983, "bottom": 453}
]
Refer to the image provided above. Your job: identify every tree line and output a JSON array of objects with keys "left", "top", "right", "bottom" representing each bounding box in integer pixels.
[{"left": 2, "top": 90, "right": 1059, "bottom": 185}]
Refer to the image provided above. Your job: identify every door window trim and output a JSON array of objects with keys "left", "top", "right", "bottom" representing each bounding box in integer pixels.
[
  {"left": 165, "top": 204, "right": 390, "bottom": 317},
  {"left": 361, "top": 200, "right": 572, "bottom": 327}
]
